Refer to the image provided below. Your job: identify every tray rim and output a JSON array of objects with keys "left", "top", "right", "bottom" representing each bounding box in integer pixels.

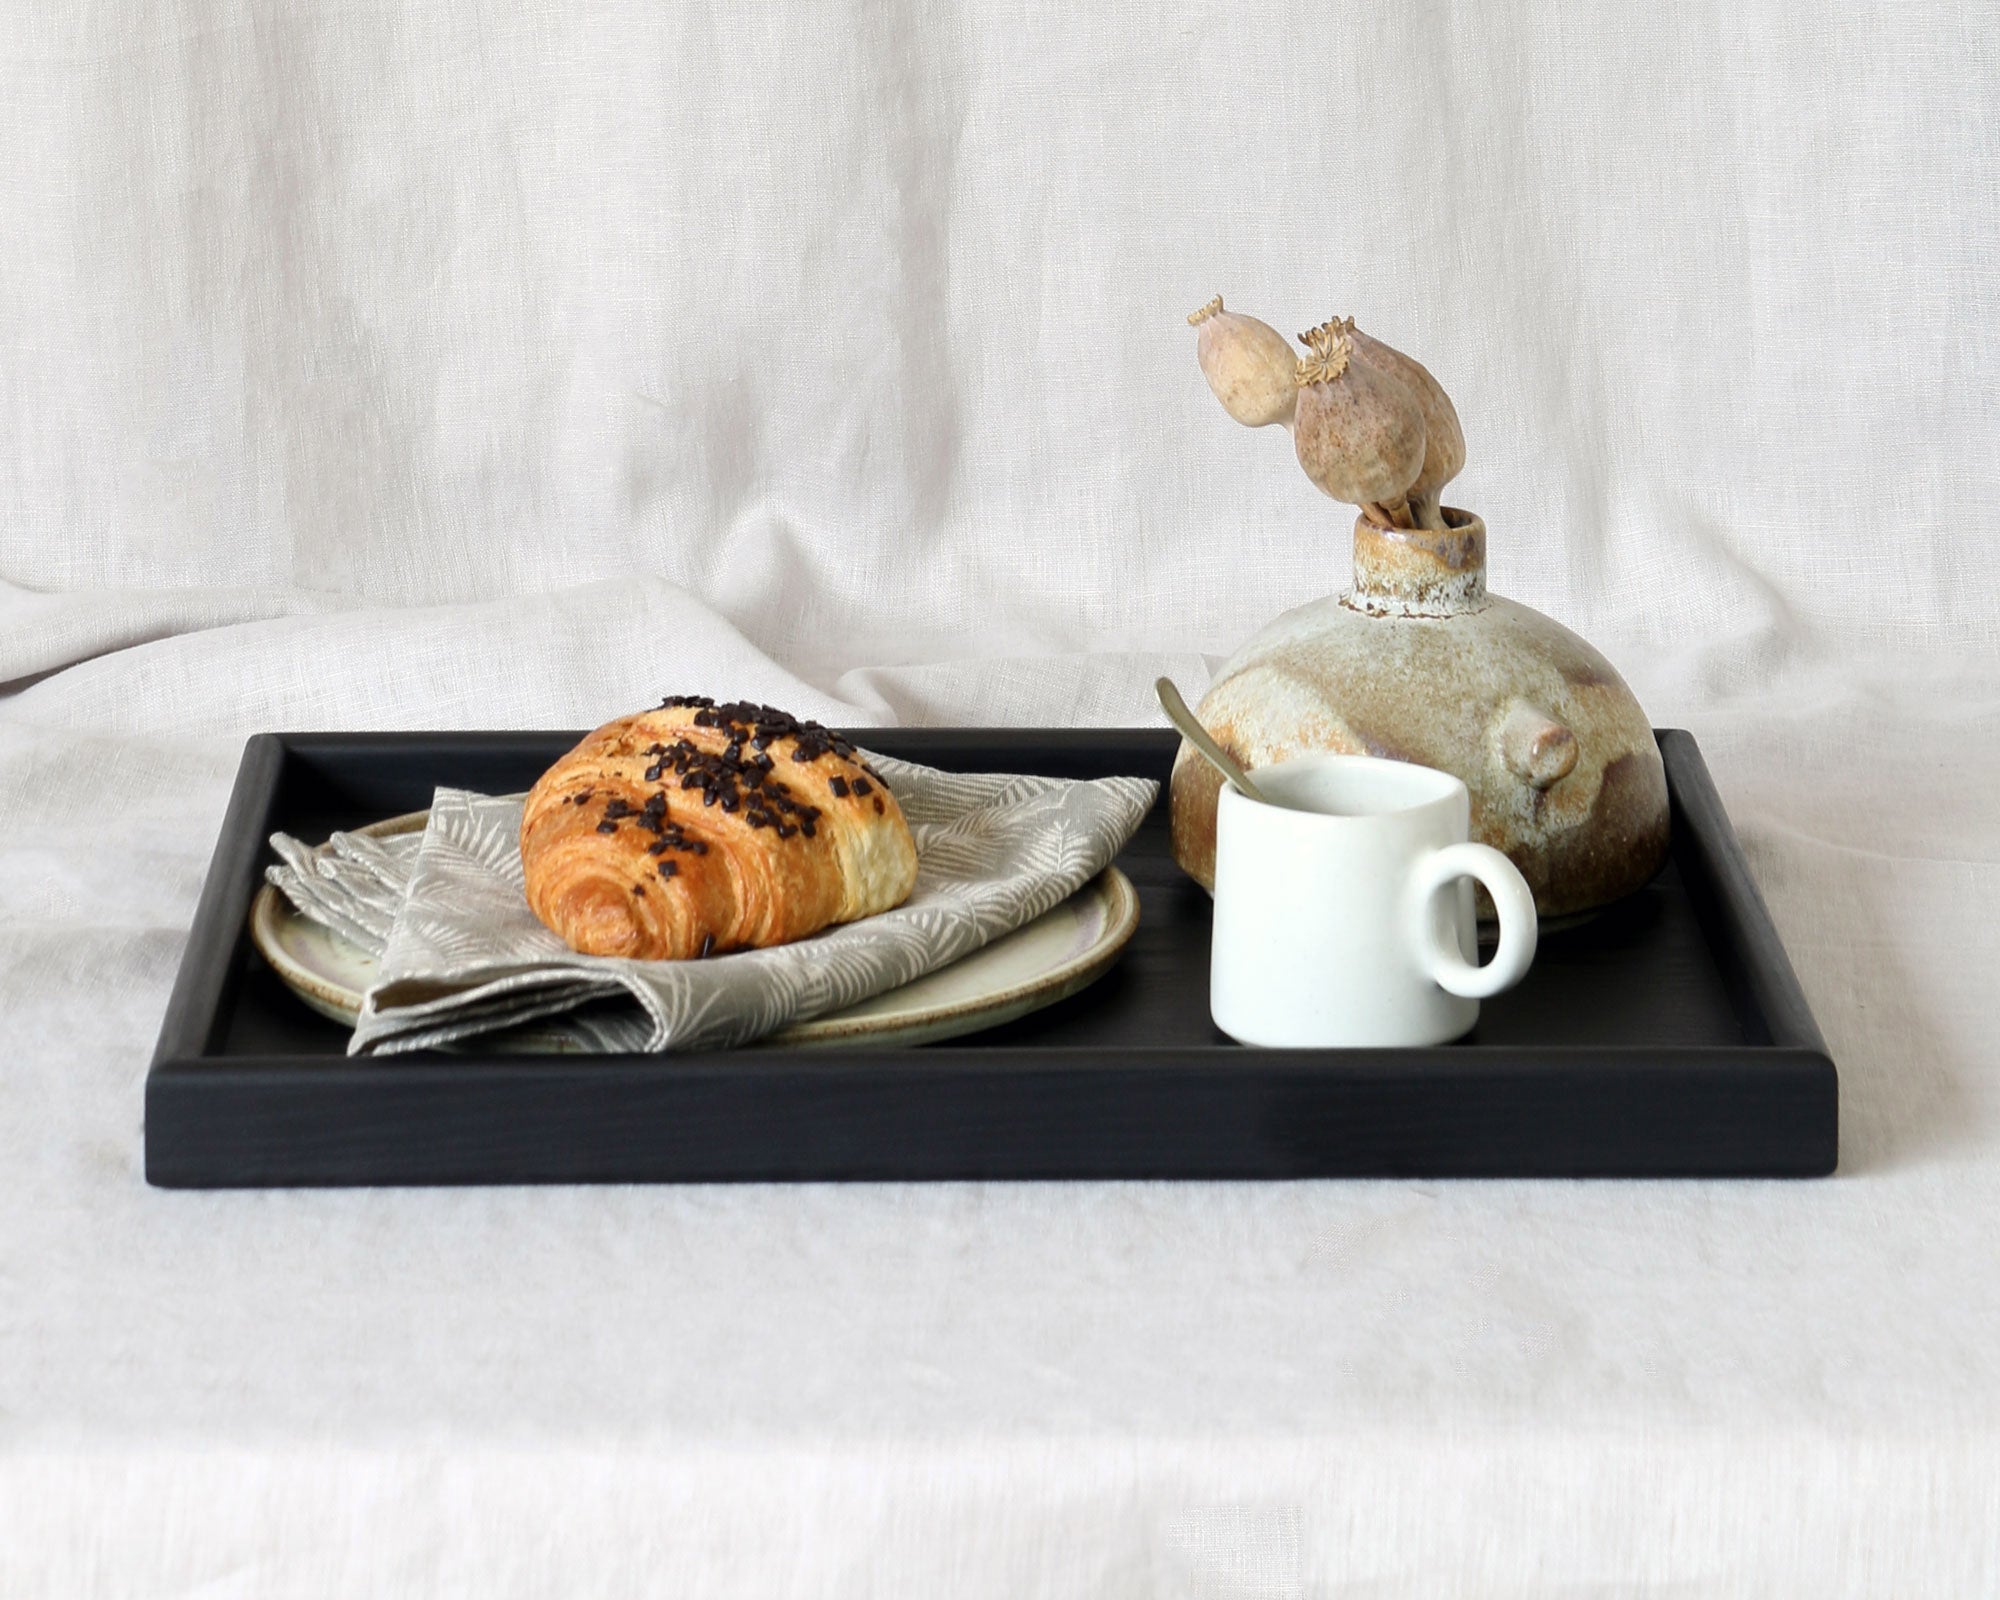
[{"left": 146, "top": 726, "right": 1838, "bottom": 1186}]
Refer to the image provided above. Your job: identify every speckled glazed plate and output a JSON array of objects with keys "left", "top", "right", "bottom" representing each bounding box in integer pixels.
[{"left": 249, "top": 811, "right": 1140, "bottom": 1050}]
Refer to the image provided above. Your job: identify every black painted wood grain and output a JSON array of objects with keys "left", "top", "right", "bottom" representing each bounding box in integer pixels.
[{"left": 145, "top": 728, "right": 1838, "bottom": 1186}]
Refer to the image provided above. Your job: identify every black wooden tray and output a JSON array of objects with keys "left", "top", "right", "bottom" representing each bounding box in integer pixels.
[{"left": 145, "top": 729, "right": 1836, "bottom": 1186}]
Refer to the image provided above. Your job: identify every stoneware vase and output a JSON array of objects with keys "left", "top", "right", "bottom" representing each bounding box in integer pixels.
[{"left": 1170, "top": 510, "right": 1670, "bottom": 920}]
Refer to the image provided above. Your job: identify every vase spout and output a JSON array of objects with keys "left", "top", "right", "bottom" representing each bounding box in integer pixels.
[{"left": 1348, "top": 508, "right": 1486, "bottom": 616}]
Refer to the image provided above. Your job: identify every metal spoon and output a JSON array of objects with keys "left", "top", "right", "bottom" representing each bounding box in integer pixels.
[{"left": 1154, "top": 677, "right": 1271, "bottom": 806}]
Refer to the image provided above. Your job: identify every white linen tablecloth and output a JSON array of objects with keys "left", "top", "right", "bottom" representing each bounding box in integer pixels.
[{"left": 3, "top": 1, "right": 1997, "bottom": 1592}]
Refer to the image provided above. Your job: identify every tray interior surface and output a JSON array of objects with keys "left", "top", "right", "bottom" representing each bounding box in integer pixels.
[{"left": 207, "top": 730, "right": 1754, "bottom": 1061}]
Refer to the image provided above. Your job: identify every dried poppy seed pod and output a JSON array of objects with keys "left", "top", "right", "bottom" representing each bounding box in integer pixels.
[
  {"left": 1291, "top": 318, "right": 1426, "bottom": 520},
  {"left": 1347, "top": 326, "right": 1464, "bottom": 531},
  {"left": 1188, "top": 295, "right": 1298, "bottom": 429}
]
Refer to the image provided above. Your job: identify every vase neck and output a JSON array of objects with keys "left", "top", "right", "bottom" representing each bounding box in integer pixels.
[{"left": 1348, "top": 509, "right": 1487, "bottom": 616}]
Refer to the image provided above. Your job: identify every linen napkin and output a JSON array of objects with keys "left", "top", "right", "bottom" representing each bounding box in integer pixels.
[{"left": 266, "top": 754, "right": 1156, "bottom": 1055}]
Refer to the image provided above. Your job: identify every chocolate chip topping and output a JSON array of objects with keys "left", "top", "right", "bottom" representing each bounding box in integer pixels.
[
  {"left": 636, "top": 706, "right": 850, "bottom": 843},
  {"left": 640, "top": 698, "right": 889, "bottom": 853},
  {"left": 666, "top": 697, "right": 865, "bottom": 768}
]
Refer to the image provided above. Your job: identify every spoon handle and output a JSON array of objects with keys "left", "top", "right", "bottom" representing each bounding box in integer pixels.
[{"left": 1154, "top": 678, "right": 1270, "bottom": 806}]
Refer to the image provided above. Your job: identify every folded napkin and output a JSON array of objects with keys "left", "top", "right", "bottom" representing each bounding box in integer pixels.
[{"left": 267, "top": 754, "right": 1157, "bottom": 1055}]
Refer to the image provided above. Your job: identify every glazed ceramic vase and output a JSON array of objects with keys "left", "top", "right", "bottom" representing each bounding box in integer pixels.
[{"left": 1170, "top": 510, "right": 1670, "bottom": 919}]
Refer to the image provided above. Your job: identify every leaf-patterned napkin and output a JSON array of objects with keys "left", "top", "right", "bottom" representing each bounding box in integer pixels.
[{"left": 266, "top": 754, "right": 1156, "bottom": 1055}]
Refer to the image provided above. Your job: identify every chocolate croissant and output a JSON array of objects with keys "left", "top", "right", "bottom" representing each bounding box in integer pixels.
[{"left": 520, "top": 697, "right": 918, "bottom": 960}]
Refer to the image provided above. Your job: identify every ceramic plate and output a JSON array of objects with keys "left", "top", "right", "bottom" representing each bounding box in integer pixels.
[{"left": 249, "top": 811, "right": 1140, "bottom": 1050}]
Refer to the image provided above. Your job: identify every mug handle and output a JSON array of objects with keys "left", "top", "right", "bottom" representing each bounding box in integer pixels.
[{"left": 1407, "top": 842, "right": 1538, "bottom": 1000}]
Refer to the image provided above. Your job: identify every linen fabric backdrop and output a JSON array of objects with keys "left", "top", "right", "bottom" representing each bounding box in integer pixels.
[{"left": 3, "top": 2, "right": 1996, "bottom": 1593}]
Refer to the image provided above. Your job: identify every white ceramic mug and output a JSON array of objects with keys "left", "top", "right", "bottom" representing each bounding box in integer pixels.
[{"left": 1210, "top": 753, "right": 1538, "bottom": 1048}]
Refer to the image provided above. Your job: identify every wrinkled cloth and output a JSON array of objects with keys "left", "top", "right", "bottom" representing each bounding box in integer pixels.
[
  {"left": 265, "top": 760, "right": 1154, "bottom": 1055},
  {"left": 5, "top": 0, "right": 2000, "bottom": 1593}
]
